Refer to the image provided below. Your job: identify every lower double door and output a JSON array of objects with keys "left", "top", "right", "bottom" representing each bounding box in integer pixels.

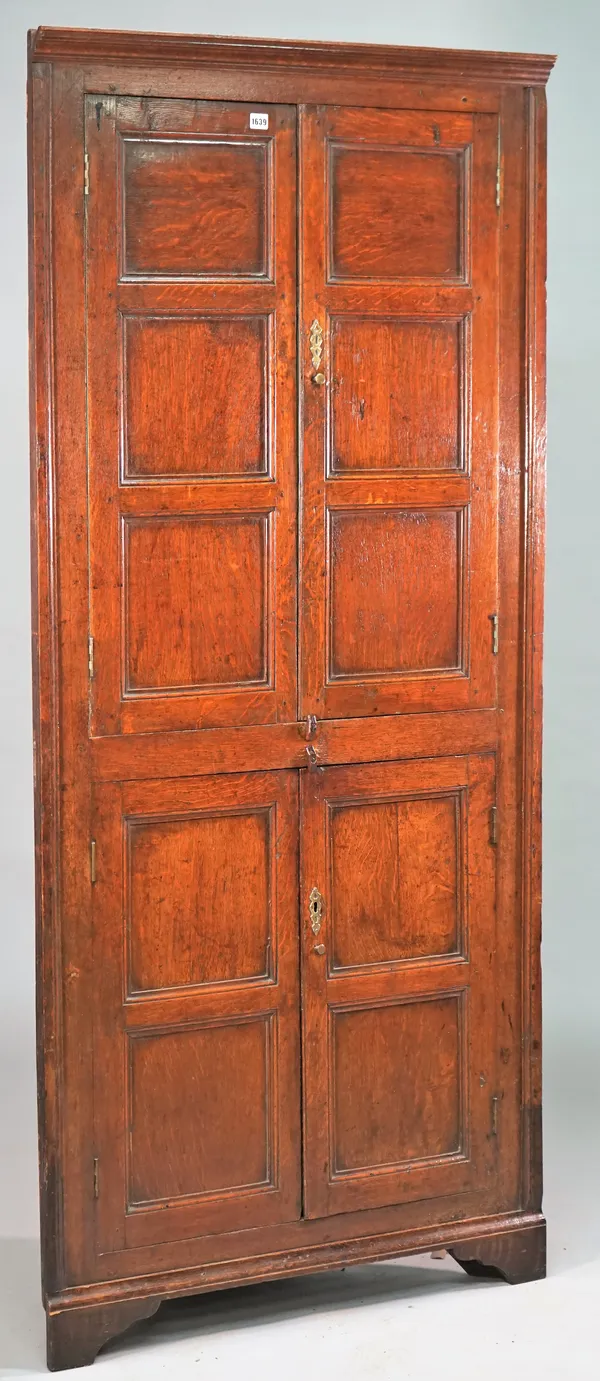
[{"left": 91, "top": 750, "right": 498, "bottom": 1253}]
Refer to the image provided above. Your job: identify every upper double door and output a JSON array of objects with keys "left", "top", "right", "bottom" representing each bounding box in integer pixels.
[{"left": 85, "top": 96, "right": 499, "bottom": 736}]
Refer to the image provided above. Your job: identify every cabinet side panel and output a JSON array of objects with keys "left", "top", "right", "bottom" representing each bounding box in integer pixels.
[
  {"left": 31, "top": 60, "right": 96, "bottom": 1290},
  {"left": 521, "top": 85, "right": 547, "bottom": 1213},
  {"left": 494, "top": 88, "right": 526, "bottom": 1213},
  {"left": 29, "top": 50, "right": 63, "bottom": 1298}
]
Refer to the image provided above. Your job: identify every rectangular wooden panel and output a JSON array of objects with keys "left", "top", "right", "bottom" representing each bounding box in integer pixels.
[
  {"left": 92, "top": 769, "right": 301, "bottom": 1248},
  {"left": 332, "top": 995, "right": 463, "bottom": 1171},
  {"left": 86, "top": 96, "right": 297, "bottom": 734},
  {"left": 300, "top": 105, "right": 499, "bottom": 720},
  {"left": 124, "top": 514, "right": 269, "bottom": 692},
  {"left": 123, "top": 315, "right": 269, "bottom": 479},
  {"left": 329, "top": 508, "right": 462, "bottom": 678},
  {"left": 330, "top": 793, "right": 461, "bottom": 971},
  {"left": 122, "top": 136, "right": 269, "bottom": 278},
  {"left": 301, "top": 754, "right": 498, "bottom": 1218},
  {"left": 329, "top": 143, "right": 466, "bottom": 281},
  {"left": 330, "top": 316, "right": 464, "bottom": 473},
  {"left": 128, "top": 808, "right": 271, "bottom": 993},
  {"left": 128, "top": 1018, "right": 272, "bottom": 1203}
]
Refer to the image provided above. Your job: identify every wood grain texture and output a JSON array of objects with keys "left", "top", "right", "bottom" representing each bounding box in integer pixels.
[
  {"left": 128, "top": 1018, "right": 272, "bottom": 1202},
  {"left": 123, "top": 315, "right": 269, "bottom": 479},
  {"left": 330, "top": 144, "right": 465, "bottom": 281},
  {"left": 332, "top": 995, "right": 463, "bottom": 1170},
  {"left": 92, "top": 770, "right": 301, "bottom": 1251},
  {"left": 122, "top": 137, "right": 268, "bottom": 278},
  {"left": 46, "top": 1297, "right": 161, "bottom": 1372},
  {"left": 299, "top": 104, "right": 499, "bottom": 721},
  {"left": 44, "top": 1211, "right": 545, "bottom": 1368},
  {"left": 330, "top": 315, "right": 464, "bottom": 473},
  {"left": 300, "top": 754, "right": 498, "bottom": 1219},
  {"left": 520, "top": 84, "right": 547, "bottom": 1215},
  {"left": 30, "top": 28, "right": 556, "bottom": 85},
  {"left": 127, "top": 808, "right": 271, "bottom": 992},
  {"left": 28, "top": 32, "right": 552, "bottom": 1368},
  {"left": 124, "top": 513, "right": 268, "bottom": 691},
  {"left": 329, "top": 792, "right": 461, "bottom": 969},
  {"left": 28, "top": 52, "right": 64, "bottom": 1301},
  {"left": 450, "top": 1219, "right": 546, "bottom": 1284},
  {"left": 86, "top": 96, "right": 297, "bottom": 734},
  {"left": 329, "top": 507, "right": 462, "bottom": 677}
]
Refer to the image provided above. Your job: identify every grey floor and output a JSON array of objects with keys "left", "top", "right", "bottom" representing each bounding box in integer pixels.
[{"left": 0, "top": 1031, "right": 598, "bottom": 1379}]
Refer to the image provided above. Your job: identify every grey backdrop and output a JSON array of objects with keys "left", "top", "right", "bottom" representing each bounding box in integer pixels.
[{"left": 0, "top": 0, "right": 597, "bottom": 1251}]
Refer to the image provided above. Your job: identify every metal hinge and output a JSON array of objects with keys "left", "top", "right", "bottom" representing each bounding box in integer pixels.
[
  {"left": 93, "top": 1156, "right": 99, "bottom": 1198},
  {"left": 491, "top": 1095, "right": 499, "bottom": 1136},
  {"left": 88, "top": 635, "right": 94, "bottom": 679},
  {"left": 489, "top": 805, "right": 498, "bottom": 846},
  {"left": 84, "top": 150, "right": 90, "bottom": 197},
  {"left": 489, "top": 613, "right": 499, "bottom": 655},
  {"left": 90, "top": 839, "right": 97, "bottom": 885},
  {"left": 496, "top": 128, "right": 502, "bottom": 209}
]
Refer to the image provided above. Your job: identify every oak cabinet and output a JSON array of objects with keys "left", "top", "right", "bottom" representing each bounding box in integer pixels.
[{"left": 28, "top": 27, "right": 554, "bottom": 1371}]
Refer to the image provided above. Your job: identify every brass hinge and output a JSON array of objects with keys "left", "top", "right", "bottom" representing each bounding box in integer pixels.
[
  {"left": 489, "top": 613, "right": 499, "bottom": 655},
  {"left": 489, "top": 805, "right": 498, "bottom": 846},
  {"left": 88, "top": 634, "right": 94, "bottom": 679},
  {"left": 90, "top": 839, "right": 97, "bottom": 885},
  {"left": 496, "top": 127, "right": 502, "bottom": 208},
  {"left": 93, "top": 1156, "right": 99, "bottom": 1198},
  {"left": 84, "top": 150, "right": 90, "bottom": 197},
  {"left": 491, "top": 1094, "right": 499, "bottom": 1137}
]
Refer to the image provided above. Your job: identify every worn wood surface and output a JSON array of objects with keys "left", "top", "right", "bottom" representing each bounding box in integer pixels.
[
  {"left": 28, "top": 27, "right": 553, "bottom": 1371},
  {"left": 299, "top": 104, "right": 499, "bottom": 721}
]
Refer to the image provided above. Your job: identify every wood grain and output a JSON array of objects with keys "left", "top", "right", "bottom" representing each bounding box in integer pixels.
[
  {"left": 299, "top": 104, "right": 499, "bottom": 721},
  {"left": 123, "top": 137, "right": 268, "bottom": 278},
  {"left": 86, "top": 97, "right": 297, "bottom": 734},
  {"left": 300, "top": 754, "right": 498, "bottom": 1219},
  {"left": 28, "top": 31, "right": 553, "bottom": 1369}
]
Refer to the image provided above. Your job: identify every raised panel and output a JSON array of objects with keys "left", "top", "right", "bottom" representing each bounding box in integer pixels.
[
  {"left": 331, "top": 995, "right": 464, "bottom": 1174},
  {"left": 330, "top": 317, "right": 466, "bottom": 473},
  {"left": 123, "top": 316, "right": 269, "bottom": 480},
  {"left": 128, "top": 1017, "right": 273, "bottom": 1205},
  {"left": 329, "top": 793, "right": 462, "bottom": 972},
  {"left": 122, "top": 137, "right": 269, "bottom": 278},
  {"left": 127, "top": 808, "right": 272, "bottom": 994},
  {"left": 329, "top": 144, "right": 467, "bottom": 281},
  {"left": 123, "top": 513, "right": 270, "bottom": 693},
  {"left": 328, "top": 508, "right": 464, "bottom": 680}
]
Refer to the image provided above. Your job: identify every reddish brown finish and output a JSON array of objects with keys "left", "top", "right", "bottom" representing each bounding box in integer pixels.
[
  {"left": 28, "top": 27, "right": 553, "bottom": 1372},
  {"left": 92, "top": 770, "right": 301, "bottom": 1249},
  {"left": 299, "top": 105, "right": 500, "bottom": 721},
  {"left": 122, "top": 138, "right": 268, "bottom": 278},
  {"left": 330, "top": 144, "right": 465, "bottom": 281},
  {"left": 124, "top": 316, "right": 268, "bottom": 479},
  {"left": 330, "top": 316, "right": 463, "bottom": 473},
  {"left": 86, "top": 96, "right": 297, "bottom": 734},
  {"left": 128, "top": 810, "right": 271, "bottom": 991},
  {"left": 330, "top": 793, "right": 460, "bottom": 967},
  {"left": 300, "top": 755, "right": 497, "bottom": 1218},
  {"left": 451, "top": 1220, "right": 546, "bottom": 1284}
]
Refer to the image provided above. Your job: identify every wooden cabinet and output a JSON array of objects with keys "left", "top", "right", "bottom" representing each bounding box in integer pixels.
[{"left": 28, "top": 27, "right": 554, "bottom": 1371}]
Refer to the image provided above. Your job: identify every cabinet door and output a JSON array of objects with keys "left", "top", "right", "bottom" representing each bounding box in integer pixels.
[
  {"left": 92, "top": 771, "right": 301, "bottom": 1251},
  {"left": 300, "top": 106, "right": 499, "bottom": 720},
  {"left": 300, "top": 755, "right": 498, "bottom": 1218},
  {"left": 85, "top": 97, "right": 297, "bottom": 734}
]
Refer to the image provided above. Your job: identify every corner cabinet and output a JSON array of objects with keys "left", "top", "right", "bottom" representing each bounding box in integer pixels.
[{"left": 28, "top": 27, "right": 554, "bottom": 1371}]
